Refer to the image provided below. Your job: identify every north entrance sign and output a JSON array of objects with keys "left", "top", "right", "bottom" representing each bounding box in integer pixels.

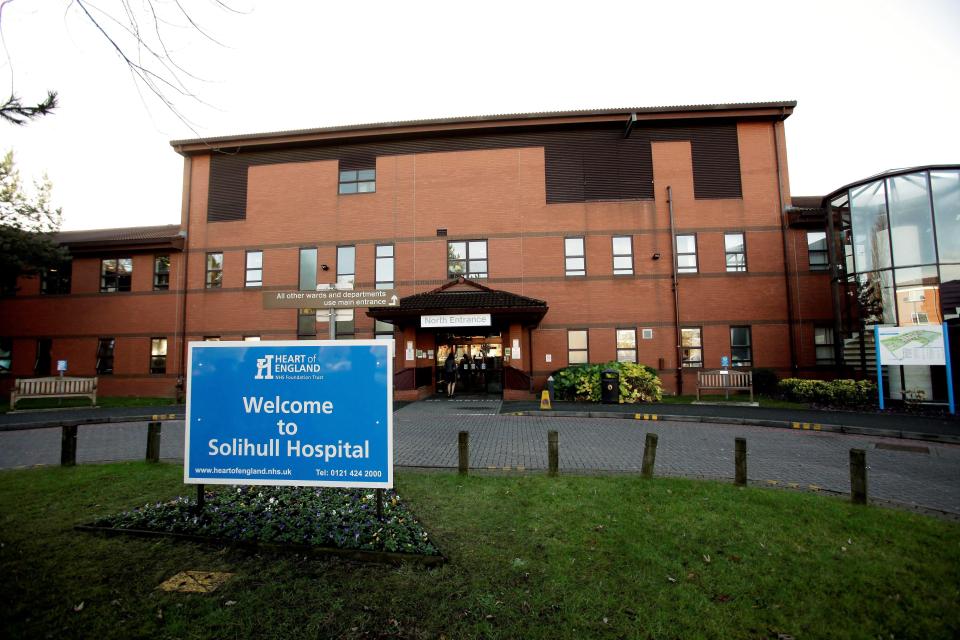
[
  {"left": 263, "top": 289, "right": 399, "bottom": 309},
  {"left": 185, "top": 340, "right": 393, "bottom": 488}
]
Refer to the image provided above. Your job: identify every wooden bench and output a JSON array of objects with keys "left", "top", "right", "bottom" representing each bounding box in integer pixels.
[
  {"left": 696, "top": 370, "right": 753, "bottom": 402},
  {"left": 10, "top": 376, "right": 98, "bottom": 410}
]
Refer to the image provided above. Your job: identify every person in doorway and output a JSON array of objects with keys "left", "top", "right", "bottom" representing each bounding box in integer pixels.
[{"left": 444, "top": 351, "right": 457, "bottom": 398}]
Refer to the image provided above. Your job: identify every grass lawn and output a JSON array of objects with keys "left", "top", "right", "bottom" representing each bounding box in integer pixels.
[
  {"left": 657, "top": 394, "right": 809, "bottom": 409},
  {"left": 2, "top": 463, "right": 958, "bottom": 639},
  {"left": 1, "top": 396, "right": 181, "bottom": 414}
]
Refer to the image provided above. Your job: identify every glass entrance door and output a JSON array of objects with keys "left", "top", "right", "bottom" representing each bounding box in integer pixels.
[{"left": 436, "top": 335, "right": 503, "bottom": 395}]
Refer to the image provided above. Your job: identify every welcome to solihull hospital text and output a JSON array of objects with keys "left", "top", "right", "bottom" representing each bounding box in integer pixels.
[{"left": 1, "top": 102, "right": 957, "bottom": 405}]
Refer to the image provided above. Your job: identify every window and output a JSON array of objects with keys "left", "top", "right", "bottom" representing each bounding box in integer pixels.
[
  {"left": 375, "top": 319, "right": 394, "bottom": 339},
  {"left": 34, "top": 338, "right": 51, "bottom": 376},
  {"left": 807, "top": 231, "right": 829, "bottom": 271},
  {"left": 205, "top": 252, "right": 223, "bottom": 288},
  {"left": 336, "top": 247, "right": 356, "bottom": 337},
  {"left": 243, "top": 336, "right": 261, "bottom": 342},
  {"left": 203, "top": 336, "right": 221, "bottom": 341},
  {"left": 299, "top": 248, "right": 317, "bottom": 291},
  {"left": 681, "top": 328, "right": 702, "bottom": 367},
  {"left": 912, "top": 312, "right": 930, "bottom": 325},
  {"left": 150, "top": 338, "right": 167, "bottom": 374},
  {"left": 100, "top": 258, "right": 132, "bottom": 292},
  {"left": 676, "top": 235, "right": 697, "bottom": 273},
  {"left": 448, "top": 240, "right": 488, "bottom": 279},
  {"left": 725, "top": 233, "right": 746, "bottom": 272},
  {"left": 815, "top": 327, "right": 835, "bottom": 365},
  {"left": 41, "top": 261, "right": 72, "bottom": 295},
  {"left": 612, "top": 236, "right": 633, "bottom": 275},
  {"left": 616, "top": 329, "right": 637, "bottom": 363},
  {"left": 245, "top": 251, "right": 263, "bottom": 287},
  {"left": 730, "top": 326, "right": 752, "bottom": 367},
  {"left": 96, "top": 338, "right": 115, "bottom": 374},
  {"left": 298, "top": 309, "right": 316, "bottom": 339},
  {"left": 338, "top": 169, "right": 376, "bottom": 194},
  {"left": 0, "top": 338, "right": 11, "bottom": 373},
  {"left": 565, "top": 237, "right": 585, "bottom": 276},
  {"left": 375, "top": 244, "right": 394, "bottom": 289},
  {"left": 335, "top": 308, "right": 355, "bottom": 338},
  {"left": 153, "top": 255, "right": 170, "bottom": 290},
  {"left": 568, "top": 329, "right": 588, "bottom": 364},
  {"left": 0, "top": 271, "right": 15, "bottom": 296}
]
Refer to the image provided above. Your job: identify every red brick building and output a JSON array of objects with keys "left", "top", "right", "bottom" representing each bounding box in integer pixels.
[{"left": 1, "top": 101, "right": 839, "bottom": 400}]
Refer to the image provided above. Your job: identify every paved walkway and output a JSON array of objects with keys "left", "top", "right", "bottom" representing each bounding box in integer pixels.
[{"left": 1, "top": 398, "right": 958, "bottom": 515}]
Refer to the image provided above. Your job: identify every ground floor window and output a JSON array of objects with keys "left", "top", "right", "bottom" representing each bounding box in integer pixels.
[
  {"left": 375, "top": 320, "right": 394, "bottom": 339},
  {"left": 815, "top": 326, "right": 835, "bottom": 365},
  {"left": 681, "top": 328, "right": 702, "bottom": 367},
  {"left": 0, "top": 338, "right": 11, "bottom": 373},
  {"left": 150, "top": 338, "right": 167, "bottom": 374},
  {"left": 616, "top": 329, "right": 636, "bottom": 363},
  {"left": 730, "top": 326, "right": 752, "bottom": 367},
  {"left": 96, "top": 338, "right": 115, "bottom": 374},
  {"left": 297, "top": 309, "right": 316, "bottom": 339},
  {"left": 568, "top": 329, "right": 588, "bottom": 364}
]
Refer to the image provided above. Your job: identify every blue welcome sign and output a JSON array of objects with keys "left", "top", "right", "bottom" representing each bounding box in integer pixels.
[{"left": 185, "top": 340, "right": 393, "bottom": 488}]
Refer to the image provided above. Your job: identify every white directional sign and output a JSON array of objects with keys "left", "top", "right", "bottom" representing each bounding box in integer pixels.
[
  {"left": 264, "top": 289, "right": 399, "bottom": 309},
  {"left": 420, "top": 314, "right": 492, "bottom": 328}
]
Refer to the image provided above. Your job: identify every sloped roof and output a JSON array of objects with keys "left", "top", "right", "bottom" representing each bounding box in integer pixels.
[
  {"left": 53, "top": 224, "right": 184, "bottom": 253},
  {"left": 368, "top": 278, "right": 548, "bottom": 324}
]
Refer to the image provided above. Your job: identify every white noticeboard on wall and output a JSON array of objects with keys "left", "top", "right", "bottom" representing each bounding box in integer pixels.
[{"left": 875, "top": 326, "right": 946, "bottom": 366}]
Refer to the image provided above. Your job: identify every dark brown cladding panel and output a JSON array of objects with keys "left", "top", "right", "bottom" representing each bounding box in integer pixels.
[{"left": 206, "top": 122, "right": 741, "bottom": 221}]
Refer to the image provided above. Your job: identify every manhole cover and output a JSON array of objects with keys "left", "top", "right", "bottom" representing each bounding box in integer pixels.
[
  {"left": 159, "top": 571, "right": 235, "bottom": 593},
  {"left": 874, "top": 442, "right": 929, "bottom": 454}
]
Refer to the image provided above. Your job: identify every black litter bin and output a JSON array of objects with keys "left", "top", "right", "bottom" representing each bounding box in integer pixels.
[{"left": 601, "top": 369, "right": 619, "bottom": 404}]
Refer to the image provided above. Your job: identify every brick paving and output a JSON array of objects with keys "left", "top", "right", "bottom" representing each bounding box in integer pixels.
[{"left": 1, "top": 398, "right": 958, "bottom": 514}]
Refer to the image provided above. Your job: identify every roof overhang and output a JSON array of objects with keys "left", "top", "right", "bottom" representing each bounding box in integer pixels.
[{"left": 171, "top": 101, "right": 797, "bottom": 155}]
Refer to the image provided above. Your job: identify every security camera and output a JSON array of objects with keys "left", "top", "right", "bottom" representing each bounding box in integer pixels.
[
  {"left": 652, "top": 252, "right": 661, "bottom": 260},
  {"left": 320, "top": 264, "right": 329, "bottom": 271}
]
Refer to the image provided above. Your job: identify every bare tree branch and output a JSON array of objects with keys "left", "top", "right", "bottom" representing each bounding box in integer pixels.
[{"left": 0, "top": 91, "right": 58, "bottom": 125}]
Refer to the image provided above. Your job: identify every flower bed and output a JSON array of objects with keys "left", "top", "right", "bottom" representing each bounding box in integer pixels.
[
  {"left": 551, "top": 361, "right": 663, "bottom": 403},
  {"left": 87, "top": 486, "right": 441, "bottom": 560}
]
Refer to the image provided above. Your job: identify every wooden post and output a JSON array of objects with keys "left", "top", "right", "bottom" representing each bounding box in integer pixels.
[
  {"left": 735, "top": 437, "right": 747, "bottom": 486},
  {"left": 548, "top": 430, "right": 559, "bottom": 476},
  {"left": 145, "top": 421, "right": 162, "bottom": 462},
  {"left": 196, "top": 484, "right": 205, "bottom": 513},
  {"left": 850, "top": 448, "right": 867, "bottom": 505},
  {"left": 641, "top": 433, "right": 658, "bottom": 478},
  {"left": 458, "top": 431, "right": 469, "bottom": 475},
  {"left": 60, "top": 424, "right": 77, "bottom": 467},
  {"left": 376, "top": 488, "right": 384, "bottom": 522}
]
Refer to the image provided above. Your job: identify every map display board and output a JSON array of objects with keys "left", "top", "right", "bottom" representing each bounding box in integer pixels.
[{"left": 875, "top": 326, "right": 946, "bottom": 366}]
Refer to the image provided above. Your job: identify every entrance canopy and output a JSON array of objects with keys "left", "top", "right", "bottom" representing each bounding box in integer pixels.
[{"left": 367, "top": 277, "right": 548, "bottom": 327}]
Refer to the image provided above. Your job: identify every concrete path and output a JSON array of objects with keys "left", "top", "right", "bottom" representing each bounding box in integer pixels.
[{"left": 1, "top": 398, "right": 958, "bottom": 515}]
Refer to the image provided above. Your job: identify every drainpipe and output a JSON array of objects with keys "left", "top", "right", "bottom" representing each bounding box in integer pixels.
[
  {"left": 824, "top": 199, "right": 845, "bottom": 376},
  {"left": 177, "top": 157, "right": 192, "bottom": 397},
  {"left": 527, "top": 325, "right": 534, "bottom": 393},
  {"left": 667, "top": 185, "right": 683, "bottom": 395},
  {"left": 773, "top": 116, "right": 799, "bottom": 375}
]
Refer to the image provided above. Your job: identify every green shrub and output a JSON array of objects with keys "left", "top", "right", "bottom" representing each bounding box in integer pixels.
[
  {"left": 777, "top": 378, "right": 877, "bottom": 408},
  {"left": 751, "top": 368, "right": 779, "bottom": 396},
  {"left": 551, "top": 361, "right": 662, "bottom": 403}
]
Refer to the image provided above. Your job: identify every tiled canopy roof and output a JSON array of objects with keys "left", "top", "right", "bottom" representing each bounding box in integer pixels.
[{"left": 367, "top": 278, "right": 548, "bottom": 324}]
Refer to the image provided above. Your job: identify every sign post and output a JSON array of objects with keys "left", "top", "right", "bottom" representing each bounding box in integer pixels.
[
  {"left": 874, "top": 324, "right": 954, "bottom": 414},
  {"left": 185, "top": 340, "right": 394, "bottom": 489}
]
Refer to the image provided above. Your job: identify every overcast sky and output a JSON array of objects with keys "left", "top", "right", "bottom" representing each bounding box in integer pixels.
[{"left": 2, "top": 0, "right": 958, "bottom": 230}]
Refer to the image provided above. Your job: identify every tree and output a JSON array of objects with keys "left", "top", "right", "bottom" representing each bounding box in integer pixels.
[{"left": 0, "top": 150, "right": 68, "bottom": 290}]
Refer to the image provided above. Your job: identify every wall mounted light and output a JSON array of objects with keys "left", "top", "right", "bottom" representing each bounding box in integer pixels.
[
  {"left": 652, "top": 252, "right": 661, "bottom": 260},
  {"left": 320, "top": 264, "right": 329, "bottom": 271}
]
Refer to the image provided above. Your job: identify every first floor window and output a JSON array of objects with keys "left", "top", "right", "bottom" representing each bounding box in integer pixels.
[
  {"left": 206, "top": 252, "right": 223, "bottom": 288},
  {"left": 808, "top": 231, "right": 829, "bottom": 271},
  {"left": 0, "top": 338, "right": 11, "bottom": 373},
  {"left": 448, "top": 240, "right": 488, "bottom": 279},
  {"left": 565, "top": 237, "right": 585, "bottom": 276},
  {"left": 245, "top": 250, "right": 263, "bottom": 287},
  {"left": 681, "top": 328, "right": 702, "bottom": 367},
  {"left": 725, "top": 233, "right": 746, "bottom": 272},
  {"left": 730, "top": 326, "right": 752, "bottom": 367},
  {"left": 612, "top": 236, "right": 633, "bottom": 275},
  {"left": 338, "top": 168, "right": 376, "bottom": 194},
  {"left": 676, "top": 235, "right": 697, "bottom": 273},
  {"left": 150, "top": 338, "right": 167, "bottom": 374},
  {"left": 101, "top": 257, "right": 132, "bottom": 292},
  {"left": 243, "top": 336, "right": 261, "bottom": 342},
  {"left": 616, "top": 328, "right": 637, "bottom": 363},
  {"left": 96, "top": 338, "right": 115, "bottom": 374},
  {"left": 815, "top": 326, "right": 835, "bottom": 365},
  {"left": 299, "top": 248, "right": 317, "bottom": 291},
  {"left": 337, "top": 246, "right": 356, "bottom": 288},
  {"left": 203, "top": 336, "right": 221, "bottom": 341},
  {"left": 568, "top": 329, "right": 588, "bottom": 364},
  {"left": 154, "top": 255, "right": 170, "bottom": 290},
  {"left": 41, "top": 260, "right": 72, "bottom": 295}
]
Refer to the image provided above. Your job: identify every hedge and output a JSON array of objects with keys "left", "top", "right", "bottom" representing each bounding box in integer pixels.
[
  {"left": 551, "top": 362, "right": 663, "bottom": 403},
  {"left": 777, "top": 378, "right": 877, "bottom": 408}
]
